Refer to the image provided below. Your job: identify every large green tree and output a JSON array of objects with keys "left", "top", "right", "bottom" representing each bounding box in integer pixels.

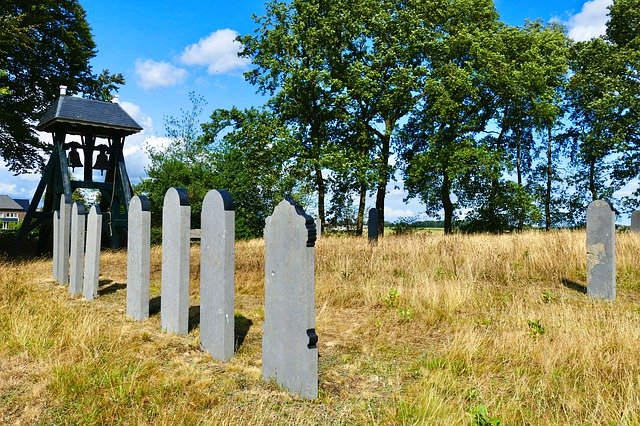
[{"left": 0, "top": 0, "right": 123, "bottom": 173}]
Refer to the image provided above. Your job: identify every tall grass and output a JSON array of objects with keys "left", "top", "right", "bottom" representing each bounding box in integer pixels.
[{"left": 1, "top": 230, "right": 640, "bottom": 424}]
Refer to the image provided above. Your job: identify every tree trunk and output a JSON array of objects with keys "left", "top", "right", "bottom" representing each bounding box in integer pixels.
[
  {"left": 545, "top": 127, "right": 552, "bottom": 231},
  {"left": 588, "top": 158, "right": 597, "bottom": 201},
  {"left": 314, "top": 165, "right": 325, "bottom": 234},
  {"left": 442, "top": 169, "right": 454, "bottom": 234},
  {"left": 375, "top": 127, "right": 392, "bottom": 237},
  {"left": 356, "top": 183, "right": 366, "bottom": 236}
]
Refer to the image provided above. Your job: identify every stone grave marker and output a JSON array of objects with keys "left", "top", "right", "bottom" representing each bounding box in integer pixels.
[
  {"left": 161, "top": 187, "right": 191, "bottom": 334},
  {"left": 69, "top": 202, "right": 86, "bottom": 296},
  {"left": 83, "top": 205, "right": 102, "bottom": 300},
  {"left": 631, "top": 210, "right": 640, "bottom": 233},
  {"left": 263, "top": 198, "right": 318, "bottom": 400},
  {"left": 586, "top": 200, "right": 616, "bottom": 300},
  {"left": 316, "top": 211, "right": 321, "bottom": 239},
  {"left": 367, "top": 207, "right": 379, "bottom": 243},
  {"left": 57, "top": 195, "right": 71, "bottom": 285},
  {"left": 52, "top": 208, "right": 59, "bottom": 281},
  {"left": 127, "top": 195, "right": 152, "bottom": 321},
  {"left": 200, "top": 190, "right": 235, "bottom": 361}
]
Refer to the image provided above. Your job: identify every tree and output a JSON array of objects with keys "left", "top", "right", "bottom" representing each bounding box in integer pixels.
[{"left": 0, "top": 1, "right": 124, "bottom": 173}]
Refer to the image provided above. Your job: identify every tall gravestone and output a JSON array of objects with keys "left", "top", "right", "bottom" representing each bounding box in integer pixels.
[
  {"left": 126, "top": 195, "right": 152, "bottom": 321},
  {"left": 83, "top": 205, "right": 102, "bottom": 300},
  {"left": 52, "top": 209, "right": 59, "bottom": 281},
  {"left": 316, "top": 212, "right": 321, "bottom": 239},
  {"left": 263, "top": 198, "right": 318, "bottom": 400},
  {"left": 367, "top": 208, "right": 379, "bottom": 243},
  {"left": 57, "top": 195, "right": 71, "bottom": 285},
  {"left": 200, "top": 190, "right": 235, "bottom": 361},
  {"left": 631, "top": 210, "right": 640, "bottom": 233},
  {"left": 69, "top": 202, "right": 86, "bottom": 296},
  {"left": 161, "top": 187, "right": 191, "bottom": 334},
  {"left": 586, "top": 200, "right": 616, "bottom": 300}
]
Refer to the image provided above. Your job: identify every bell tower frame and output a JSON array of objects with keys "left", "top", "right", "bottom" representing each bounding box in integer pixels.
[{"left": 16, "top": 88, "right": 143, "bottom": 253}]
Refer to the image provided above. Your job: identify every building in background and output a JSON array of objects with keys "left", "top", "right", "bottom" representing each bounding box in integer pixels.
[{"left": 0, "top": 195, "right": 28, "bottom": 230}]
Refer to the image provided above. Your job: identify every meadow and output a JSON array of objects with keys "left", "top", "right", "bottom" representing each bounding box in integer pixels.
[{"left": 1, "top": 230, "right": 640, "bottom": 425}]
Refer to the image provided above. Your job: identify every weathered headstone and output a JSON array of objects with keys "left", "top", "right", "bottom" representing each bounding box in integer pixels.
[
  {"left": 316, "top": 212, "right": 321, "bottom": 239},
  {"left": 69, "top": 202, "right": 86, "bottom": 296},
  {"left": 586, "top": 200, "right": 616, "bottom": 300},
  {"left": 161, "top": 187, "right": 191, "bottom": 334},
  {"left": 126, "top": 195, "right": 151, "bottom": 321},
  {"left": 200, "top": 190, "right": 235, "bottom": 361},
  {"left": 263, "top": 198, "right": 318, "bottom": 399},
  {"left": 631, "top": 210, "right": 640, "bottom": 233},
  {"left": 57, "top": 195, "right": 71, "bottom": 285},
  {"left": 367, "top": 207, "right": 379, "bottom": 243},
  {"left": 52, "top": 208, "right": 59, "bottom": 281},
  {"left": 83, "top": 205, "right": 102, "bottom": 300}
]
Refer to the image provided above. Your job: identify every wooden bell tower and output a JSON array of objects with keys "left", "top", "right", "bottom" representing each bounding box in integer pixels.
[{"left": 17, "top": 86, "right": 143, "bottom": 253}]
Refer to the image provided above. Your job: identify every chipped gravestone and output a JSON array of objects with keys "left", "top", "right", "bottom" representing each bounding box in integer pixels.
[
  {"left": 586, "top": 200, "right": 616, "bottom": 300},
  {"left": 200, "top": 190, "right": 235, "bottom": 361},
  {"left": 631, "top": 210, "right": 640, "bottom": 233},
  {"left": 161, "top": 188, "right": 191, "bottom": 334},
  {"left": 52, "top": 208, "right": 59, "bottom": 281},
  {"left": 367, "top": 207, "right": 379, "bottom": 243},
  {"left": 69, "top": 202, "right": 86, "bottom": 296},
  {"left": 57, "top": 195, "right": 71, "bottom": 285},
  {"left": 263, "top": 199, "right": 318, "bottom": 400},
  {"left": 83, "top": 205, "right": 102, "bottom": 300},
  {"left": 127, "top": 195, "right": 152, "bottom": 321}
]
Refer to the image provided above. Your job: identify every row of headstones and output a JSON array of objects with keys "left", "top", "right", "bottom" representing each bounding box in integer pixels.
[
  {"left": 53, "top": 188, "right": 318, "bottom": 400},
  {"left": 586, "top": 202, "right": 640, "bottom": 301}
]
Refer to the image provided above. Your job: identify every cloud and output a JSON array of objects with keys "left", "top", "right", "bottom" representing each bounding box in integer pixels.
[
  {"left": 567, "top": 0, "right": 612, "bottom": 41},
  {"left": 180, "top": 29, "right": 251, "bottom": 74},
  {"left": 135, "top": 59, "right": 187, "bottom": 90},
  {"left": 384, "top": 206, "right": 417, "bottom": 221}
]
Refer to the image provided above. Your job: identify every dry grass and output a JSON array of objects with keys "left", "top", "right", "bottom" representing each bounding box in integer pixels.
[{"left": 1, "top": 230, "right": 640, "bottom": 424}]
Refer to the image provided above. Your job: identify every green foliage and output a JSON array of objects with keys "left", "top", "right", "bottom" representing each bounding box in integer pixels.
[
  {"left": 471, "top": 404, "right": 503, "bottom": 426},
  {"left": 527, "top": 319, "right": 546, "bottom": 337},
  {"left": 384, "top": 288, "right": 400, "bottom": 309},
  {"left": 0, "top": 1, "right": 124, "bottom": 172}
]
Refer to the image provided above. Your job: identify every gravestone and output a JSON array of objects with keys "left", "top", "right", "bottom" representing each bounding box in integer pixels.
[
  {"left": 57, "top": 195, "right": 71, "bottom": 285},
  {"left": 126, "top": 195, "right": 151, "bottom": 321},
  {"left": 263, "top": 198, "right": 318, "bottom": 400},
  {"left": 586, "top": 200, "right": 616, "bottom": 300},
  {"left": 631, "top": 210, "right": 640, "bottom": 233},
  {"left": 200, "top": 190, "right": 235, "bottom": 361},
  {"left": 83, "top": 205, "right": 102, "bottom": 300},
  {"left": 367, "top": 208, "right": 379, "bottom": 243},
  {"left": 161, "top": 187, "right": 191, "bottom": 334},
  {"left": 69, "top": 202, "right": 86, "bottom": 296},
  {"left": 52, "top": 209, "right": 59, "bottom": 281},
  {"left": 316, "top": 212, "right": 321, "bottom": 239}
]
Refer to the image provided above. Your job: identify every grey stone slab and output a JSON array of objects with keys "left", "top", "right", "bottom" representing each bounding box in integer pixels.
[
  {"left": 57, "top": 195, "right": 71, "bottom": 285},
  {"left": 83, "top": 205, "right": 102, "bottom": 300},
  {"left": 161, "top": 187, "right": 191, "bottom": 334},
  {"left": 367, "top": 208, "right": 378, "bottom": 243},
  {"left": 587, "top": 200, "right": 616, "bottom": 300},
  {"left": 52, "top": 209, "right": 59, "bottom": 281},
  {"left": 316, "top": 212, "right": 321, "bottom": 239},
  {"left": 631, "top": 210, "right": 640, "bottom": 233},
  {"left": 262, "top": 198, "right": 318, "bottom": 400},
  {"left": 200, "top": 190, "right": 235, "bottom": 361},
  {"left": 127, "top": 195, "right": 151, "bottom": 321},
  {"left": 69, "top": 202, "right": 86, "bottom": 296}
]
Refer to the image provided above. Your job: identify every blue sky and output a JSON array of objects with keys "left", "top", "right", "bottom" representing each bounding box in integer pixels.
[{"left": 0, "top": 0, "right": 617, "bottom": 221}]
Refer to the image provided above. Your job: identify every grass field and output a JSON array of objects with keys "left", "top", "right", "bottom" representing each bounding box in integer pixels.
[{"left": 1, "top": 230, "right": 640, "bottom": 424}]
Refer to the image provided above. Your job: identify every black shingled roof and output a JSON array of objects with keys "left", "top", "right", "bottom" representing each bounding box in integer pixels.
[{"left": 36, "top": 95, "right": 143, "bottom": 136}]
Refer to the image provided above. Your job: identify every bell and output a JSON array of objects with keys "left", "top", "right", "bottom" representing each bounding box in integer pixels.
[
  {"left": 93, "top": 151, "right": 110, "bottom": 175},
  {"left": 68, "top": 147, "right": 82, "bottom": 171}
]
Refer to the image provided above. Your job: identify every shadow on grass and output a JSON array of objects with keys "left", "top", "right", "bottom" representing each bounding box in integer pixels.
[
  {"left": 235, "top": 314, "right": 253, "bottom": 351},
  {"left": 562, "top": 278, "right": 587, "bottom": 294},
  {"left": 98, "top": 282, "right": 126, "bottom": 296},
  {"left": 149, "top": 296, "right": 161, "bottom": 316},
  {"left": 189, "top": 305, "right": 200, "bottom": 332}
]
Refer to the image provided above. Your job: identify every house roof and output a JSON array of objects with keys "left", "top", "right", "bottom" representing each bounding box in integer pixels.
[
  {"left": 0, "top": 195, "right": 26, "bottom": 211},
  {"left": 13, "top": 199, "right": 30, "bottom": 211},
  {"left": 36, "top": 95, "right": 143, "bottom": 137}
]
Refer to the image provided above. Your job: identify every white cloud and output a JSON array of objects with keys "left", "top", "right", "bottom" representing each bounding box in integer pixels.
[
  {"left": 567, "top": 0, "right": 612, "bottom": 41},
  {"left": 384, "top": 206, "right": 417, "bottom": 221},
  {"left": 180, "top": 29, "right": 251, "bottom": 74},
  {"left": 135, "top": 59, "right": 187, "bottom": 90}
]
